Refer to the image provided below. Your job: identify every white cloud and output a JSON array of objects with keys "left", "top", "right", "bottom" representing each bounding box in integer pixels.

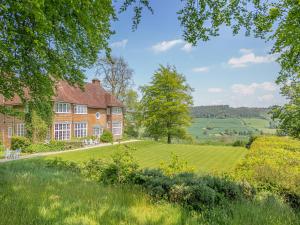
[
  {"left": 239, "top": 48, "right": 253, "bottom": 54},
  {"left": 258, "top": 94, "right": 274, "bottom": 102},
  {"left": 111, "top": 39, "right": 128, "bottom": 48},
  {"left": 151, "top": 39, "right": 184, "bottom": 53},
  {"left": 181, "top": 43, "right": 193, "bottom": 52},
  {"left": 228, "top": 52, "right": 276, "bottom": 68},
  {"left": 192, "top": 67, "right": 209, "bottom": 73},
  {"left": 208, "top": 88, "right": 223, "bottom": 93},
  {"left": 231, "top": 82, "right": 277, "bottom": 96}
]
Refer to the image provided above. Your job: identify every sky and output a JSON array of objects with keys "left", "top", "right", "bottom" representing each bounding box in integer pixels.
[{"left": 85, "top": 0, "right": 286, "bottom": 108}]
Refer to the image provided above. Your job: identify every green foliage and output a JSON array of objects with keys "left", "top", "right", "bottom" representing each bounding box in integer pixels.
[
  {"left": 11, "top": 136, "right": 31, "bottom": 150},
  {"left": 234, "top": 136, "right": 300, "bottom": 208},
  {"left": 140, "top": 65, "right": 193, "bottom": 143},
  {"left": 101, "top": 145, "right": 139, "bottom": 184},
  {"left": 0, "top": 0, "right": 115, "bottom": 120},
  {"left": 25, "top": 110, "right": 49, "bottom": 142},
  {"left": 133, "top": 169, "right": 251, "bottom": 211},
  {"left": 100, "top": 130, "right": 113, "bottom": 143},
  {"left": 159, "top": 152, "right": 194, "bottom": 176},
  {"left": 232, "top": 140, "right": 246, "bottom": 147},
  {"left": 24, "top": 140, "right": 83, "bottom": 153}
]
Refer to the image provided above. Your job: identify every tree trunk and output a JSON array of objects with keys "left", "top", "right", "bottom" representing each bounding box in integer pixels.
[{"left": 167, "top": 134, "right": 171, "bottom": 144}]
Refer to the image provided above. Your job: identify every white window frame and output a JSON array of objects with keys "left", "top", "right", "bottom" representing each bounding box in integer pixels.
[
  {"left": 16, "top": 123, "right": 26, "bottom": 136},
  {"left": 74, "top": 105, "right": 87, "bottom": 114},
  {"left": 93, "top": 126, "right": 103, "bottom": 137},
  {"left": 55, "top": 102, "right": 71, "bottom": 114},
  {"left": 54, "top": 122, "right": 71, "bottom": 140},
  {"left": 96, "top": 112, "right": 101, "bottom": 120},
  {"left": 107, "top": 108, "right": 111, "bottom": 115},
  {"left": 112, "top": 121, "right": 122, "bottom": 135},
  {"left": 74, "top": 122, "right": 88, "bottom": 138},
  {"left": 8, "top": 127, "right": 12, "bottom": 138},
  {"left": 112, "top": 107, "right": 122, "bottom": 115}
]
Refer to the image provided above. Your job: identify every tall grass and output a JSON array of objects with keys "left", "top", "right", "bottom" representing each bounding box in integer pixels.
[{"left": 0, "top": 159, "right": 299, "bottom": 225}]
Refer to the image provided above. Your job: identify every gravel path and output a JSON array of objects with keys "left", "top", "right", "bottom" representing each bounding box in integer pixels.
[{"left": 0, "top": 140, "right": 140, "bottom": 163}]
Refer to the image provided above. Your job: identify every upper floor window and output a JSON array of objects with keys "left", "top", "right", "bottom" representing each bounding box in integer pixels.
[
  {"left": 74, "top": 105, "right": 87, "bottom": 114},
  {"left": 16, "top": 123, "right": 26, "bottom": 136},
  {"left": 55, "top": 102, "right": 70, "bottom": 113},
  {"left": 112, "top": 107, "right": 122, "bottom": 115}
]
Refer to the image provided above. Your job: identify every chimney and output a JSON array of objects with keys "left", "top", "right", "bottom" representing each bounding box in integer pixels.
[{"left": 92, "top": 78, "right": 101, "bottom": 86}]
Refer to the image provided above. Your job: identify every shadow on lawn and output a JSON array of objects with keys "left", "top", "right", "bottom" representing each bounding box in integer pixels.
[{"left": 0, "top": 159, "right": 197, "bottom": 225}]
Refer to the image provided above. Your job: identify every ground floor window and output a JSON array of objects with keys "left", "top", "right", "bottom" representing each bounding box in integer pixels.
[
  {"left": 93, "top": 126, "right": 103, "bottom": 137},
  {"left": 112, "top": 121, "right": 122, "bottom": 135},
  {"left": 54, "top": 123, "right": 71, "bottom": 140},
  {"left": 74, "top": 123, "right": 87, "bottom": 138},
  {"left": 16, "top": 123, "right": 26, "bottom": 136}
]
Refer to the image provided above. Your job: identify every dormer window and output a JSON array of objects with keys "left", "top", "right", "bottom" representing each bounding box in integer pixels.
[
  {"left": 74, "top": 105, "right": 87, "bottom": 114},
  {"left": 112, "top": 107, "right": 122, "bottom": 115},
  {"left": 55, "top": 102, "right": 71, "bottom": 113}
]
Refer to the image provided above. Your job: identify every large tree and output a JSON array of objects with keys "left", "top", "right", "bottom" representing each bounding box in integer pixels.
[
  {"left": 96, "top": 56, "right": 134, "bottom": 102},
  {"left": 0, "top": 0, "right": 115, "bottom": 119},
  {"left": 140, "top": 65, "right": 193, "bottom": 144}
]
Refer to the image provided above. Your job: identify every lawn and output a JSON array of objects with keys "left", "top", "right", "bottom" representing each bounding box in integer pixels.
[
  {"left": 46, "top": 141, "right": 247, "bottom": 174},
  {"left": 1, "top": 151, "right": 298, "bottom": 225}
]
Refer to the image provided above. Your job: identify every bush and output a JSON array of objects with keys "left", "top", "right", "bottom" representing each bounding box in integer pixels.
[
  {"left": 245, "top": 136, "right": 258, "bottom": 149},
  {"left": 24, "top": 140, "right": 83, "bottom": 153},
  {"left": 11, "top": 136, "right": 31, "bottom": 150},
  {"left": 159, "top": 152, "right": 194, "bottom": 176},
  {"left": 100, "top": 130, "right": 113, "bottom": 143},
  {"left": 232, "top": 140, "right": 246, "bottom": 147},
  {"left": 234, "top": 136, "right": 300, "bottom": 209}
]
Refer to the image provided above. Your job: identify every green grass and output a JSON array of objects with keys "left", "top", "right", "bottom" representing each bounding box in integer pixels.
[
  {"left": 1, "top": 158, "right": 299, "bottom": 225},
  {"left": 188, "top": 117, "right": 276, "bottom": 144},
  {"left": 45, "top": 141, "right": 247, "bottom": 174}
]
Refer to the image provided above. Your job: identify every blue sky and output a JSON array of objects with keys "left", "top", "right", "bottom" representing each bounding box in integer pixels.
[{"left": 86, "top": 1, "right": 286, "bottom": 107}]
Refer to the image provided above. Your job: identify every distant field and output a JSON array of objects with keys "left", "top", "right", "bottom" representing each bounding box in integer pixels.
[
  {"left": 46, "top": 141, "right": 247, "bottom": 174},
  {"left": 188, "top": 117, "right": 276, "bottom": 144}
]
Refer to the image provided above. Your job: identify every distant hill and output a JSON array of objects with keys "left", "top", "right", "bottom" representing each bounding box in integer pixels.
[{"left": 191, "top": 105, "right": 271, "bottom": 119}]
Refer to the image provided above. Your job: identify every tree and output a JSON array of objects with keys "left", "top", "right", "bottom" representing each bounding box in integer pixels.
[
  {"left": 0, "top": 0, "right": 115, "bottom": 119},
  {"left": 97, "top": 56, "right": 134, "bottom": 102},
  {"left": 140, "top": 65, "right": 193, "bottom": 144}
]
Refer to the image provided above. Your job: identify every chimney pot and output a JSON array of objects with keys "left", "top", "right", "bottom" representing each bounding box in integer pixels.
[{"left": 92, "top": 78, "right": 101, "bottom": 86}]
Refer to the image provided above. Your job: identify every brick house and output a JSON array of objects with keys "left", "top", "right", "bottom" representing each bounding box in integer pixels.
[{"left": 0, "top": 79, "right": 124, "bottom": 147}]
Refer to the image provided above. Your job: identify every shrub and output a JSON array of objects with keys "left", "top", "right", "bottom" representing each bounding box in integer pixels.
[
  {"left": 159, "top": 152, "right": 194, "bottom": 176},
  {"left": 11, "top": 136, "right": 31, "bottom": 150},
  {"left": 24, "top": 140, "right": 83, "bottom": 153},
  {"left": 101, "top": 145, "right": 139, "bottom": 184},
  {"left": 234, "top": 136, "right": 300, "bottom": 208},
  {"left": 46, "top": 157, "right": 80, "bottom": 172},
  {"left": 232, "top": 140, "right": 246, "bottom": 147},
  {"left": 100, "top": 130, "right": 113, "bottom": 143},
  {"left": 245, "top": 136, "right": 258, "bottom": 149},
  {"left": 81, "top": 159, "right": 107, "bottom": 182}
]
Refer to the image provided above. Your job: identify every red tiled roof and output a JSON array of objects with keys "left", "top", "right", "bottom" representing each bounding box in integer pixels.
[{"left": 0, "top": 80, "right": 123, "bottom": 108}]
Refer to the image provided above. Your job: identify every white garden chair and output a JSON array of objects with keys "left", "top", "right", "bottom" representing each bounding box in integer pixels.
[
  {"left": 4, "top": 149, "right": 12, "bottom": 160},
  {"left": 13, "top": 148, "right": 21, "bottom": 159}
]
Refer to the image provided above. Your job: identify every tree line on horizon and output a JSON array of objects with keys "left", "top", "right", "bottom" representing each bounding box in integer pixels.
[{"left": 190, "top": 105, "right": 271, "bottom": 119}]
